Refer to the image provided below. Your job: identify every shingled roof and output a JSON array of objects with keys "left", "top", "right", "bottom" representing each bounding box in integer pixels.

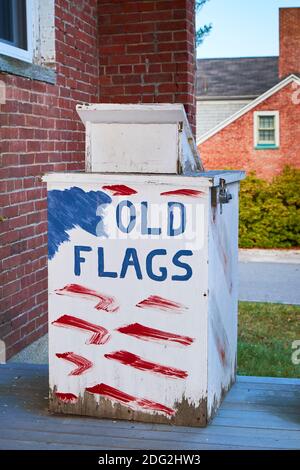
[{"left": 196, "top": 57, "right": 279, "bottom": 98}]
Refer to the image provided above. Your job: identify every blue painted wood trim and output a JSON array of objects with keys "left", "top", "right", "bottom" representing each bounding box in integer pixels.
[
  {"left": 255, "top": 144, "right": 279, "bottom": 150},
  {"left": 0, "top": 54, "right": 56, "bottom": 84}
]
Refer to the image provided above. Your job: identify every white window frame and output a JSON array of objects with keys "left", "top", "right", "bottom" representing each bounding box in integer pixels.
[
  {"left": 254, "top": 111, "right": 280, "bottom": 148},
  {"left": 0, "top": 0, "right": 33, "bottom": 63}
]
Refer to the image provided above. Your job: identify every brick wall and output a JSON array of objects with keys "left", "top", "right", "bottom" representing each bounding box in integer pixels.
[
  {"left": 279, "top": 7, "right": 300, "bottom": 79},
  {"left": 0, "top": 0, "right": 99, "bottom": 359},
  {"left": 198, "top": 82, "right": 300, "bottom": 180},
  {"left": 98, "top": 0, "right": 196, "bottom": 135},
  {"left": 0, "top": 0, "right": 197, "bottom": 359}
]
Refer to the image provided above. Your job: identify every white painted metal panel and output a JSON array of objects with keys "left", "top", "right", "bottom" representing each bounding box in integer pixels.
[
  {"left": 77, "top": 104, "right": 203, "bottom": 174},
  {"left": 89, "top": 123, "right": 178, "bottom": 173},
  {"left": 46, "top": 176, "right": 211, "bottom": 425},
  {"left": 207, "top": 182, "right": 240, "bottom": 420},
  {"left": 43, "top": 172, "right": 245, "bottom": 187}
]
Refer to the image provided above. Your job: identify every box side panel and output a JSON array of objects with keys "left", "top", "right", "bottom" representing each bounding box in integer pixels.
[
  {"left": 179, "top": 125, "right": 202, "bottom": 174},
  {"left": 47, "top": 177, "right": 209, "bottom": 426},
  {"left": 207, "top": 181, "right": 240, "bottom": 420},
  {"left": 89, "top": 123, "right": 178, "bottom": 173}
]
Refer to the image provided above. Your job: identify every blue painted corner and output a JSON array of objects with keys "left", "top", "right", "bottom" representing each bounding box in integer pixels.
[{"left": 48, "top": 186, "right": 112, "bottom": 259}]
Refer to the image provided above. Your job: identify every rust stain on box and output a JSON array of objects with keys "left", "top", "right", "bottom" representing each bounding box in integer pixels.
[{"left": 49, "top": 387, "right": 208, "bottom": 427}]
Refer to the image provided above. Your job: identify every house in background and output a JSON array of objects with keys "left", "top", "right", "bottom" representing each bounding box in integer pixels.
[
  {"left": 196, "top": 56, "right": 279, "bottom": 139},
  {"left": 196, "top": 7, "right": 300, "bottom": 180}
]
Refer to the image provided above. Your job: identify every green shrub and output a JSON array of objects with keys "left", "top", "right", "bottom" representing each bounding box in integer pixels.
[{"left": 239, "top": 166, "right": 300, "bottom": 248}]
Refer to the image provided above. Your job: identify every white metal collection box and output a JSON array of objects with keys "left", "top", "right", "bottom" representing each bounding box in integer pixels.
[{"left": 44, "top": 104, "right": 244, "bottom": 427}]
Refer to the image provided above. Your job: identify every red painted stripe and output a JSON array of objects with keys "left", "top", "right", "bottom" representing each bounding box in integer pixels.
[
  {"left": 86, "top": 383, "right": 175, "bottom": 416},
  {"left": 105, "top": 350, "right": 188, "bottom": 379},
  {"left": 55, "top": 284, "right": 119, "bottom": 312},
  {"left": 136, "top": 295, "right": 187, "bottom": 313},
  {"left": 55, "top": 392, "right": 78, "bottom": 403},
  {"left": 52, "top": 315, "right": 110, "bottom": 345},
  {"left": 102, "top": 185, "right": 137, "bottom": 196},
  {"left": 116, "top": 322, "right": 194, "bottom": 346},
  {"left": 56, "top": 352, "right": 93, "bottom": 375},
  {"left": 160, "top": 189, "right": 204, "bottom": 197}
]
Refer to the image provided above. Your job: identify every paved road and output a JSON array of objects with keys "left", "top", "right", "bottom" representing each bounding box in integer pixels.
[{"left": 239, "top": 261, "right": 300, "bottom": 305}]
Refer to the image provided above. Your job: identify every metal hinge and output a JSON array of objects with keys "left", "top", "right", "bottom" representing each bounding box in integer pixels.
[
  {"left": 219, "top": 178, "right": 232, "bottom": 214},
  {"left": 211, "top": 179, "right": 233, "bottom": 214}
]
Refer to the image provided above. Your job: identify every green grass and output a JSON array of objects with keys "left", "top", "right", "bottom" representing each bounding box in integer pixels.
[{"left": 238, "top": 302, "right": 300, "bottom": 378}]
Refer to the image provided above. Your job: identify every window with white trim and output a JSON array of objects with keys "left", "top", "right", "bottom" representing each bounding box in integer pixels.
[
  {"left": 254, "top": 111, "right": 280, "bottom": 148},
  {"left": 0, "top": 0, "right": 33, "bottom": 63}
]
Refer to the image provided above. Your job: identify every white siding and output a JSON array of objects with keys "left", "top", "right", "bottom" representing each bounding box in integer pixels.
[{"left": 196, "top": 100, "right": 251, "bottom": 141}]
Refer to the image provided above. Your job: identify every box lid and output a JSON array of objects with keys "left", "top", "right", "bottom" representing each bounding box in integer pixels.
[
  {"left": 76, "top": 103, "right": 204, "bottom": 174},
  {"left": 43, "top": 170, "right": 245, "bottom": 187}
]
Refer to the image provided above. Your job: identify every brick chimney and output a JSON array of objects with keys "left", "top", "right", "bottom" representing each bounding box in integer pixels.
[
  {"left": 98, "top": 0, "right": 196, "bottom": 136},
  {"left": 279, "top": 7, "right": 300, "bottom": 79}
]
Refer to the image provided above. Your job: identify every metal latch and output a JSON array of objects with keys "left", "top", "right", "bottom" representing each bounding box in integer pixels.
[{"left": 219, "top": 178, "right": 232, "bottom": 214}]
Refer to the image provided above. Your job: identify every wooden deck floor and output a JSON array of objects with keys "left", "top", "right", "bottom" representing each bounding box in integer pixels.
[{"left": 0, "top": 363, "right": 299, "bottom": 450}]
